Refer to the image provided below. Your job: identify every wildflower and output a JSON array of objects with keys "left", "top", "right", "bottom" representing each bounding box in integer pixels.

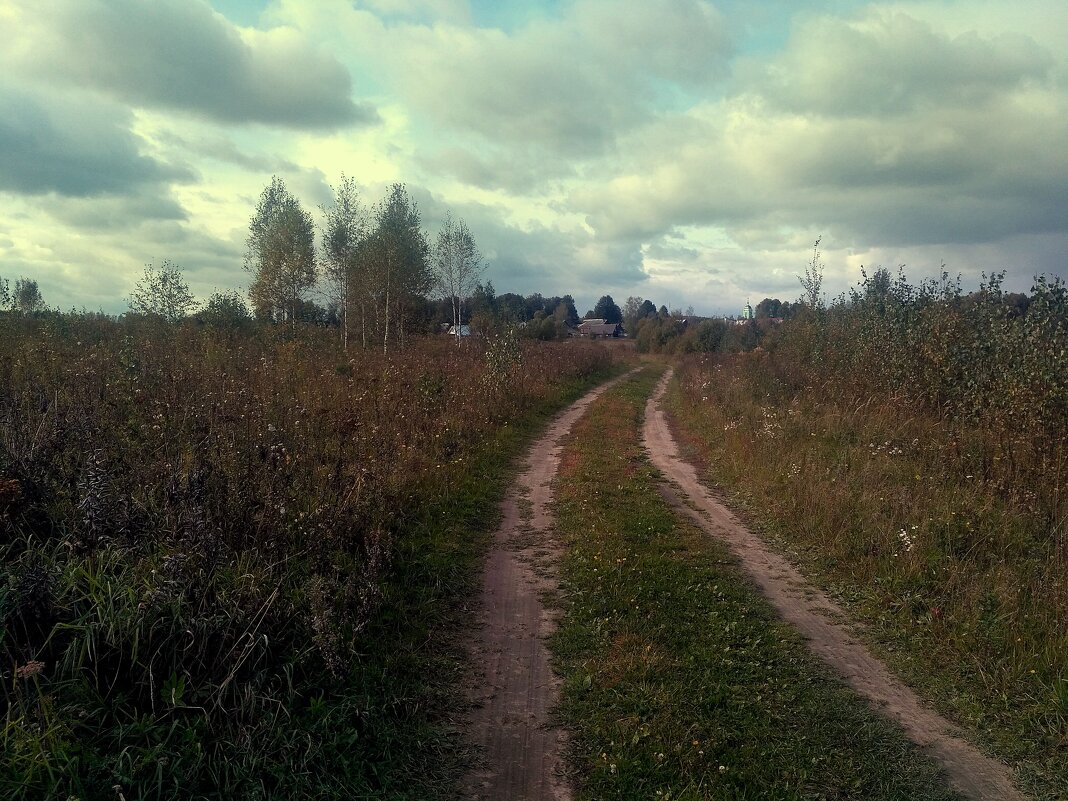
[
  {"left": 16, "top": 660, "right": 45, "bottom": 679},
  {"left": 897, "top": 528, "right": 914, "bottom": 553}
]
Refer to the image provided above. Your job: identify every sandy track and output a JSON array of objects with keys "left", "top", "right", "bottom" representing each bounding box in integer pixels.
[
  {"left": 461, "top": 371, "right": 635, "bottom": 801},
  {"left": 643, "top": 369, "right": 1026, "bottom": 801}
]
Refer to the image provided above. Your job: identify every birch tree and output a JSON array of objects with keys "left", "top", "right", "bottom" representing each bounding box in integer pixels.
[
  {"left": 129, "top": 261, "right": 197, "bottom": 322},
  {"left": 245, "top": 177, "right": 316, "bottom": 325},
  {"left": 432, "top": 212, "right": 483, "bottom": 346},
  {"left": 12, "top": 278, "right": 46, "bottom": 314},
  {"left": 799, "top": 236, "right": 825, "bottom": 310},
  {"left": 365, "top": 185, "right": 430, "bottom": 353},
  {"left": 321, "top": 176, "right": 367, "bottom": 350}
]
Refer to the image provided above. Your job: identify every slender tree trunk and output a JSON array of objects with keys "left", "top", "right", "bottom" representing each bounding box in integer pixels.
[
  {"left": 453, "top": 294, "right": 461, "bottom": 347},
  {"left": 341, "top": 276, "right": 349, "bottom": 352},
  {"left": 383, "top": 283, "right": 390, "bottom": 355}
]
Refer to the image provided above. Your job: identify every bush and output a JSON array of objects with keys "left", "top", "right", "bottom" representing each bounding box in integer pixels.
[{"left": 0, "top": 318, "right": 612, "bottom": 799}]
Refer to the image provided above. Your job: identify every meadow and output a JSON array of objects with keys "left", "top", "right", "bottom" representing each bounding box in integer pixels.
[
  {"left": 0, "top": 313, "right": 614, "bottom": 800},
  {"left": 666, "top": 273, "right": 1068, "bottom": 798}
]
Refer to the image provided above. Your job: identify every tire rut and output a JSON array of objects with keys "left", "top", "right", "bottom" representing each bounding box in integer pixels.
[
  {"left": 461, "top": 370, "right": 636, "bottom": 801},
  {"left": 643, "top": 368, "right": 1026, "bottom": 801}
]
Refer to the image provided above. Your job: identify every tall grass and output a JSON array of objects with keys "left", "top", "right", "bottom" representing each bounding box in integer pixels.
[
  {"left": 0, "top": 313, "right": 613, "bottom": 799},
  {"left": 669, "top": 271, "right": 1068, "bottom": 798}
]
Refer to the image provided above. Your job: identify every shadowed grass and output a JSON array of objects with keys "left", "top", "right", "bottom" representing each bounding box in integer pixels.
[{"left": 0, "top": 315, "right": 622, "bottom": 800}]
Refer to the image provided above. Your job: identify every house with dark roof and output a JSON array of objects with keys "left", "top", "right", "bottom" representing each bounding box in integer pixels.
[{"left": 576, "top": 318, "right": 622, "bottom": 338}]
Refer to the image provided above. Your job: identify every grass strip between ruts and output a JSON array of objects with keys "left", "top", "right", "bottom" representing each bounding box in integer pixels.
[{"left": 550, "top": 367, "right": 965, "bottom": 801}]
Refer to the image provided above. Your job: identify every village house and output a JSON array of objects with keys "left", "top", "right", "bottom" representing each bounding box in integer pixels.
[{"left": 576, "top": 318, "right": 622, "bottom": 338}]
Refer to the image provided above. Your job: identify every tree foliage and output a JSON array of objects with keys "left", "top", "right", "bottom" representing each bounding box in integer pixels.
[
  {"left": 799, "top": 236, "right": 825, "bottom": 310},
  {"left": 754, "top": 298, "right": 795, "bottom": 320},
  {"left": 199, "top": 290, "right": 252, "bottom": 330},
  {"left": 593, "top": 294, "right": 622, "bottom": 324},
  {"left": 321, "top": 175, "right": 367, "bottom": 350},
  {"left": 623, "top": 295, "right": 658, "bottom": 333},
  {"left": 432, "top": 212, "right": 483, "bottom": 346},
  {"left": 128, "top": 261, "right": 197, "bottom": 322},
  {"left": 245, "top": 176, "right": 316, "bottom": 325},
  {"left": 11, "top": 278, "right": 47, "bottom": 314},
  {"left": 364, "top": 184, "right": 431, "bottom": 352}
]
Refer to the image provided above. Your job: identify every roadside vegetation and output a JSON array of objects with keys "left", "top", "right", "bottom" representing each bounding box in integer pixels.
[
  {"left": 551, "top": 369, "right": 962, "bottom": 801},
  {"left": 667, "top": 270, "right": 1068, "bottom": 799},
  {"left": 0, "top": 312, "right": 615, "bottom": 800}
]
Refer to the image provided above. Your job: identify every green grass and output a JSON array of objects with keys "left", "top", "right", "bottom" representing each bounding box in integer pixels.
[
  {"left": 666, "top": 356, "right": 1068, "bottom": 801},
  {"left": 550, "top": 368, "right": 964, "bottom": 801},
  {"left": 330, "top": 365, "right": 633, "bottom": 800}
]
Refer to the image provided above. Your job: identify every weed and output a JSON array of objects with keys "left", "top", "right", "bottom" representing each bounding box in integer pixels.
[{"left": 0, "top": 314, "right": 616, "bottom": 799}]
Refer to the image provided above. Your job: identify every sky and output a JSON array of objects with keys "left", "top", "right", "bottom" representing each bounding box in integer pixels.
[{"left": 2, "top": 0, "right": 1067, "bottom": 317}]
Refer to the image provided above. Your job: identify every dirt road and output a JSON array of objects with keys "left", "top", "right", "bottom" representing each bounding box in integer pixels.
[
  {"left": 643, "top": 369, "right": 1026, "bottom": 801},
  {"left": 462, "top": 371, "right": 634, "bottom": 801}
]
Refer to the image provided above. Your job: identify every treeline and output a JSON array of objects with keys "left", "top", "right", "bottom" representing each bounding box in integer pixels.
[
  {"left": 3, "top": 176, "right": 624, "bottom": 349},
  {"left": 463, "top": 282, "right": 580, "bottom": 340},
  {"left": 634, "top": 315, "right": 767, "bottom": 354}
]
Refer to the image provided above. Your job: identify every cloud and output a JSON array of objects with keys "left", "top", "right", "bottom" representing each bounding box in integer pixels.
[
  {"left": 390, "top": 0, "right": 730, "bottom": 158},
  {"left": 457, "top": 211, "right": 649, "bottom": 309},
  {"left": 155, "top": 131, "right": 301, "bottom": 174},
  {"left": 570, "top": 9, "right": 1068, "bottom": 255},
  {"left": 39, "top": 192, "right": 189, "bottom": 231},
  {"left": 418, "top": 145, "right": 577, "bottom": 194},
  {"left": 751, "top": 10, "right": 1054, "bottom": 117},
  {"left": 5, "top": 0, "right": 372, "bottom": 129},
  {"left": 362, "top": 0, "right": 472, "bottom": 24},
  {"left": 272, "top": 0, "right": 731, "bottom": 171},
  {"left": 0, "top": 84, "right": 194, "bottom": 198}
]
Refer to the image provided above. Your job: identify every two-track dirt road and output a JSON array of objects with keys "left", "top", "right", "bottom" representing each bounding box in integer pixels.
[
  {"left": 462, "top": 367, "right": 1025, "bottom": 801},
  {"left": 643, "top": 369, "right": 1025, "bottom": 801}
]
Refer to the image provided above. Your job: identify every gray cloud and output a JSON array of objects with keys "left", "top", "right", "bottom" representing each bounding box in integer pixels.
[
  {"left": 458, "top": 211, "right": 648, "bottom": 310},
  {"left": 751, "top": 11, "right": 1054, "bottom": 117},
  {"left": 40, "top": 191, "right": 189, "bottom": 230},
  {"left": 570, "top": 9, "right": 1068, "bottom": 253},
  {"left": 418, "top": 145, "right": 577, "bottom": 194},
  {"left": 369, "top": 0, "right": 731, "bottom": 169},
  {"left": 7, "top": 0, "right": 372, "bottom": 129},
  {"left": 0, "top": 85, "right": 194, "bottom": 198},
  {"left": 155, "top": 131, "right": 301, "bottom": 174}
]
